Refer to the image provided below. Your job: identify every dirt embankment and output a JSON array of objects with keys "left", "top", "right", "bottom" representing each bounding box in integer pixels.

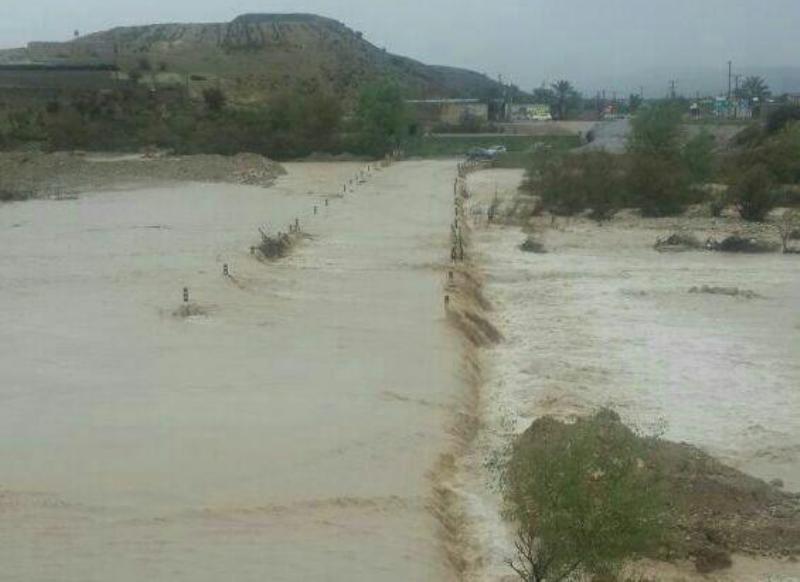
[
  {"left": 430, "top": 167, "right": 506, "bottom": 580},
  {"left": 0, "top": 152, "right": 286, "bottom": 198},
  {"left": 518, "top": 413, "right": 800, "bottom": 574}
]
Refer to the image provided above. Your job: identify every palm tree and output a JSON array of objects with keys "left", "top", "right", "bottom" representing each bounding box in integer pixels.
[
  {"left": 551, "top": 80, "right": 577, "bottom": 120},
  {"left": 737, "top": 76, "right": 770, "bottom": 104}
]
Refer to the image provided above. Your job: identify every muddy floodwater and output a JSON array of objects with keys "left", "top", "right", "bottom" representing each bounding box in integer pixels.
[
  {"left": 0, "top": 161, "right": 463, "bottom": 581},
  {"left": 463, "top": 169, "right": 800, "bottom": 581}
]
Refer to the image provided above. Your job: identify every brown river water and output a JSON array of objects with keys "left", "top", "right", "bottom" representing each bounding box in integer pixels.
[{"left": 0, "top": 161, "right": 464, "bottom": 581}]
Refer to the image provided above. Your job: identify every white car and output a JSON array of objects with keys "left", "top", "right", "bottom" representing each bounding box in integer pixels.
[{"left": 489, "top": 145, "right": 508, "bottom": 154}]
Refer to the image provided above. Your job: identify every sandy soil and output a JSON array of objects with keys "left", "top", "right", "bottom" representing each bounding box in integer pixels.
[
  {"left": 0, "top": 161, "right": 464, "bottom": 581},
  {"left": 460, "top": 169, "right": 800, "bottom": 581}
]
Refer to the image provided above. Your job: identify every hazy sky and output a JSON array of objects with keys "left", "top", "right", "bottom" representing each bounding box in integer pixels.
[{"left": 2, "top": 0, "right": 799, "bottom": 94}]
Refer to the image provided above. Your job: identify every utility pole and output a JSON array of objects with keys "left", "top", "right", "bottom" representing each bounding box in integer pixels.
[
  {"left": 734, "top": 74, "right": 742, "bottom": 119},
  {"left": 727, "top": 60, "right": 733, "bottom": 102}
]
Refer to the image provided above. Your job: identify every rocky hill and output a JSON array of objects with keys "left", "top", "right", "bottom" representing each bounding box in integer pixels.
[{"left": 0, "top": 13, "right": 508, "bottom": 104}]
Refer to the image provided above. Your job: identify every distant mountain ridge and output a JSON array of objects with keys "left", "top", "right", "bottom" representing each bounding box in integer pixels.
[{"left": 0, "top": 13, "right": 510, "bottom": 103}]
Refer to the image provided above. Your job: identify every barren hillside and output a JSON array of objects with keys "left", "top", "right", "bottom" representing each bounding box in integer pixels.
[{"left": 0, "top": 13, "right": 509, "bottom": 103}]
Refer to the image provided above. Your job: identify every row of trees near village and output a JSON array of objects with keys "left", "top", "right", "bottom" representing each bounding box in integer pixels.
[
  {"left": 524, "top": 98, "right": 800, "bottom": 224},
  {"left": 521, "top": 74, "right": 779, "bottom": 121}
]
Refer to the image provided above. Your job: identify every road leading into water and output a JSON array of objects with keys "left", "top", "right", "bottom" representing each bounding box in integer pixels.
[{"left": 0, "top": 161, "right": 464, "bottom": 581}]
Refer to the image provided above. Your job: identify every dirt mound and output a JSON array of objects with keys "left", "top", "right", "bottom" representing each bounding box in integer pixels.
[
  {"left": 654, "top": 232, "right": 703, "bottom": 252},
  {"left": 253, "top": 225, "right": 307, "bottom": 261},
  {"left": 689, "top": 285, "right": 761, "bottom": 299},
  {"left": 0, "top": 152, "right": 286, "bottom": 198},
  {"left": 518, "top": 412, "right": 800, "bottom": 572},
  {"left": 711, "top": 235, "right": 779, "bottom": 253},
  {"left": 172, "top": 303, "right": 210, "bottom": 318},
  {"left": 520, "top": 236, "right": 547, "bottom": 253}
]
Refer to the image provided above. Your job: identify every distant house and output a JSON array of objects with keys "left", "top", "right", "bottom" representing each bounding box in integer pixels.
[
  {"left": 709, "top": 96, "right": 752, "bottom": 119},
  {"left": 508, "top": 103, "right": 551, "bottom": 121},
  {"left": 406, "top": 98, "right": 489, "bottom": 132}
]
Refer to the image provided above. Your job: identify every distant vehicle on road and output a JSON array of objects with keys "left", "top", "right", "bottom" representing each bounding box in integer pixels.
[{"left": 466, "top": 145, "right": 507, "bottom": 160}]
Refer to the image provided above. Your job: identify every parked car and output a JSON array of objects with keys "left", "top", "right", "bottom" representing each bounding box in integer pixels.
[{"left": 466, "top": 147, "right": 495, "bottom": 160}]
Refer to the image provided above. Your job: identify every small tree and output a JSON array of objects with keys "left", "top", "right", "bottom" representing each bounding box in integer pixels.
[
  {"left": 627, "top": 103, "right": 691, "bottom": 216},
  {"left": 628, "top": 153, "right": 690, "bottom": 217},
  {"left": 628, "top": 102, "right": 684, "bottom": 157},
  {"left": 736, "top": 76, "right": 770, "bottom": 104},
  {"left": 682, "top": 130, "right": 716, "bottom": 184},
  {"left": 503, "top": 410, "right": 670, "bottom": 582},
  {"left": 550, "top": 80, "right": 579, "bottom": 121},
  {"left": 537, "top": 153, "right": 589, "bottom": 216},
  {"left": 776, "top": 209, "right": 800, "bottom": 253},
  {"left": 353, "top": 81, "right": 407, "bottom": 156},
  {"left": 728, "top": 164, "right": 777, "bottom": 222}
]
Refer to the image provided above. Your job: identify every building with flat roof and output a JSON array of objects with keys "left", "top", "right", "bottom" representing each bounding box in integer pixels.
[{"left": 406, "top": 98, "right": 489, "bottom": 131}]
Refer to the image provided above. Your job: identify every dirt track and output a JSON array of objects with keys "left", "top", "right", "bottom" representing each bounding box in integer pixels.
[{"left": 0, "top": 161, "right": 465, "bottom": 581}]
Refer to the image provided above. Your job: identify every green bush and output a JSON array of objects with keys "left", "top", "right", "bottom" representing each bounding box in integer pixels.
[
  {"left": 627, "top": 152, "right": 691, "bottom": 217},
  {"left": 202, "top": 88, "right": 227, "bottom": 113},
  {"left": 759, "top": 123, "right": 800, "bottom": 184},
  {"left": 682, "top": 130, "right": 716, "bottom": 184},
  {"left": 626, "top": 103, "right": 693, "bottom": 216},
  {"left": 535, "top": 151, "right": 627, "bottom": 219},
  {"left": 628, "top": 102, "right": 684, "bottom": 157},
  {"left": 352, "top": 81, "right": 408, "bottom": 156},
  {"left": 728, "top": 164, "right": 778, "bottom": 222},
  {"left": 503, "top": 410, "right": 670, "bottom": 582},
  {"left": 766, "top": 104, "right": 800, "bottom": 134}
]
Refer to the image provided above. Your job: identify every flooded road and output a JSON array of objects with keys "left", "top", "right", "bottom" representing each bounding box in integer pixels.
[{"left": 0, "top": 161, "right": 462, "bottom": 581}]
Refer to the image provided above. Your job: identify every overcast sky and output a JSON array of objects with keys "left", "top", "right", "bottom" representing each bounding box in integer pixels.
[{"left": 2, "top": 0, "right": 799, "bottom": 94}]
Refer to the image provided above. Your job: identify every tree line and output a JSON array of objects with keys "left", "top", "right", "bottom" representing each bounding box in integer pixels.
[
  {"left": 0, "top": 81, "right": 410, "bottom": 160},
  {"left": 525, "top": 100, "right": 800, "bottom": 222}
]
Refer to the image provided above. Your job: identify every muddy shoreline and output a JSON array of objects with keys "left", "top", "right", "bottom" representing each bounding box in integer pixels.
[{"left": 0, "top": 151, "right": 286, "bottom": 198}]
